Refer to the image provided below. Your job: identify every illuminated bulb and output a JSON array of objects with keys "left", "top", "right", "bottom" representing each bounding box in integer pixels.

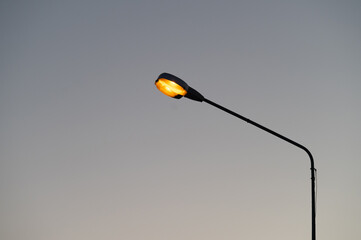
[{"left": 155, "top": 78, "right": 187, "bottom": 98}]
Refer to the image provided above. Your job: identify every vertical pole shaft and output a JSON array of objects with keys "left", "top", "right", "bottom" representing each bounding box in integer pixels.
[{"left": 311, "top": 167, "right": 316, "bottom": 240}]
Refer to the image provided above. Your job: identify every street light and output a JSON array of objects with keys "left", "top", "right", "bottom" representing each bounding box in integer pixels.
[{"left": 154, "top": 72, "right": 317, "bottom": 240}]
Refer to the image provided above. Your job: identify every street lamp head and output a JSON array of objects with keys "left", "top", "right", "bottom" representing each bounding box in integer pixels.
[
  {"left": 155, "top": 73, "right": 188, "bottom": 99},
  {"left": 155, "top": 73, "right": 204, "bottom": 102}
]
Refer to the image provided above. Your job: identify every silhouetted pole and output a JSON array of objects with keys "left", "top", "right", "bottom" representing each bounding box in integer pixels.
[
  {"left": 203, "top": 98, "right": 316, "bottom": 240},
  {"left": 155, "top": 73, "right": 316, "bottom": 240}
]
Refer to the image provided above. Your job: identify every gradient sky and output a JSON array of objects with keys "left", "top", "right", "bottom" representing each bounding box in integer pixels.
[{"left": 1, "top": 1, "right": 361, "bottom": 240}]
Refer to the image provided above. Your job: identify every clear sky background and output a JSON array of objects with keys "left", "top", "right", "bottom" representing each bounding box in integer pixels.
[{"left": 1, "top": 1, "right": 360, "bottom": 240}]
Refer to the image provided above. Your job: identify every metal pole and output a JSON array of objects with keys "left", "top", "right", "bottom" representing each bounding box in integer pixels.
[{"left": 203, "top": 98, "right": 316, "bottom": 240}]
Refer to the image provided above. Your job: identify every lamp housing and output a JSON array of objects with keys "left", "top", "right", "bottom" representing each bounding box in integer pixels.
[{"left": 155, "top": 73, "right": 204, "bottom": 102}]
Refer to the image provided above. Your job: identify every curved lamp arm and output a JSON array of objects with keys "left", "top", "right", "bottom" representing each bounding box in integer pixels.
[
  {"left": 203, "top": 98, "right": 315, "bottom": 168},
  {"left": 203, "top": 98, "right": 316, "bottom": 240}
]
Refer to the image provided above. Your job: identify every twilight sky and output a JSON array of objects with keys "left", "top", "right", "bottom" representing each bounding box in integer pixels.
[{"left": 1, "top": 1, "right": 361, "bottom": 240}]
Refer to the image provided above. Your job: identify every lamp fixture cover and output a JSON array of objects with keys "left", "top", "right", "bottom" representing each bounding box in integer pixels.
[
  {"left": 155, "top": 73, "right": 189, "bottom": 99},
  {"left": 155, "top": 73, "right": 204, "bottom": 102}
]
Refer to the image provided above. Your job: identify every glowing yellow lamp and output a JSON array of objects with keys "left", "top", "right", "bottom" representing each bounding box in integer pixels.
[
  {"left": 155, "top": 73, "right": 204, "bottom": 102},
  {"left": 155, "top": 73, "right": 189, "bottom": 99},
  {"left": 155, "top": 78, "right": 187, "bottom": 98}
]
